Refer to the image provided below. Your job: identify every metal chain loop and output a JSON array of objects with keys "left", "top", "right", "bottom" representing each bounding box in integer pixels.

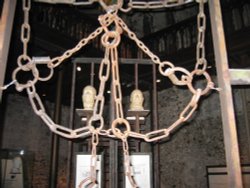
[
  {"left": 187, "top": 70, "right": 214, "bottom": 96},
  {"left": 12, "top": 64, "right": 39, "bottom": 92}
]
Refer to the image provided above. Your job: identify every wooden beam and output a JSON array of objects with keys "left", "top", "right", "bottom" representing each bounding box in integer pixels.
[
  {"left": 208, "top": 0, "right": 243, "bottom": 188},
  {"left": 0, "top": 0, "right": 17, "bottom": 101}
]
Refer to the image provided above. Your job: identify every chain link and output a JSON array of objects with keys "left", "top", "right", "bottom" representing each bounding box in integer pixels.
[
  {"left": 111, "top": 48, "right": 125, "bottom": 119},
  {"left": 195, "top": 0, "right": 207, "bottom": 75},
  {"left": 180, "top": 89, "right": 201, "bottom": 121},
  {"left": 145, "top": 129, "right": 169, "bottom": 142},
  {"left": 21, "top": 0, "right": 31, "bottom": 57}
]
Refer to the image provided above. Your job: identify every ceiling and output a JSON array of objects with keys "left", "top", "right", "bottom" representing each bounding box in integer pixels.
[{"left": 2, "top": 0, "right": 250, "bottom": 107}]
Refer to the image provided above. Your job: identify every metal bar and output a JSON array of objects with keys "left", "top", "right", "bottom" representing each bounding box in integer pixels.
[
  {"left": 135, "top": 50, "right": 143, "bottom": 89},
  {"left": 208, "top": 1, "right": 243, "bottom": 187},
  {"left": 66, "top": 63, "right": 77, "bottom": 188},
  {"left": 241, "top": 90, "right": 250, "bottom": 158},
  {"left": 135, "top": 63, "right": 138, "bottom": 89},
  {"left": 49, "top": 66, "right": 64, "bottom": 188},
  {"left": 73, "top": 57, "right": 153, "bottom": 65},
  {"left": 152, "top": 63, "right": 160, "bottom": 188},
  {"left": 0, "top": 0, "right": 17, "bottom": 101},
  {"left": 109, "top": 80, "right": 118, "bottom": 188},
  {"left": 90, "top": 62, "right": 95, "bottom": 86},
  {"left": 229, "top": 69, "right": 250, "bottom": 85}
]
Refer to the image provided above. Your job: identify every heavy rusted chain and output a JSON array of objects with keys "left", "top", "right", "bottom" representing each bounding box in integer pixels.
[
  {"left": 5, "top": 1, "right": 216, "bottom": 187},
  {"left": 13, "top": 0, "right": 213, "bottom": 156}
]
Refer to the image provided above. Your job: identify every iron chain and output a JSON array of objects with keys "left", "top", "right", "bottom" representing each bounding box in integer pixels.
[
  {"left": 195, "top": 0, "right": 207, "bottom": 75},
  {"left": 6, "top": 1, "right": 219, "bottom": 187}
]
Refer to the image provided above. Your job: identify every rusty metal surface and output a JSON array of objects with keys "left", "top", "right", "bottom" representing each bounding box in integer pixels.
[
  {"left": 66, "top": 63, "right": 77, "bottom": 188},
  {"left": 0, "top": 0, "right": 17, "bottom": 101},
  {"left": 209, "top": 0, "right": 243, "bottom": 187},
  {"left": 49, "top": 67, "right": 64, "bottom": 188},
  {"left": 152, "top": 63, "right": 160, "bottom": 188}
]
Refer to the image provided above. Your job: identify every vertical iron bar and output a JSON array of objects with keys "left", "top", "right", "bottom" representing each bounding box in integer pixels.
[
  {"left": 66, "top": 63, "right": 77, "bottom": 188},
  {"left": 152, "top": 63, "right": 160, "bottom": 188},
  {"left": 134, "top": 54, "right": 140, "bottom": 151},
  {"left": 241, "top": 90, "right": 250, "bottom": 158},
  {"left": 90, "top": 62, "right": 95, "bottom": 86},
  {"left": 208, "top": 0, "right": 243, "bottom": 187},
  {"left": 135, "top": 63, "right": 138, "bottom": 89},
  {"left": 109, "top": 80, "right": 118, "bottom": 188},
  {"left": 49, "top": 66, "right": 64, "bottom": 188}
]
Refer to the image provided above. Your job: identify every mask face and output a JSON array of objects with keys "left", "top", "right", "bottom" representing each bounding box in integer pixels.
[
  {"left": 130, "top": 89, "right": 144, "bottom": 110},
  {"left": 82, "top": 86, "right": 96, "bottom": 110}
]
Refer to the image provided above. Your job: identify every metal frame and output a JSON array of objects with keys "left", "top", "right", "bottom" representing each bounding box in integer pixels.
[
  {"left": 209, "top": 0, "right": 244, "bottom": 187},
  {"left": 0, "top": 0, "right": 17, "bottom": 101}
]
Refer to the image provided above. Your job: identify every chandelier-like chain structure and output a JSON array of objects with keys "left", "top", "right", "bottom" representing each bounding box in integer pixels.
[{"left": 1, "top": 0, "right": 215, "bottom": 187}]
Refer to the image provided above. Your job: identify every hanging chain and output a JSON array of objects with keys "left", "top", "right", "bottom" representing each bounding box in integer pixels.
[
  {"left": 78, "top": 132, "right": 99, "bottom": 188},
  {"left": 90, "top": 132, "right": 99, "bottom": 183},
  {"left": 88, "top": 47, "right": 110, "bottom": 133},
  {"left": 111, "top": 47, "right": 124, "bottom": 119},
  {"left": 123, "top": 138, "right": 138, "bottom": 188},
  {"left": 7, "top": 0, "right": 216, "bottom": 174},
  {"left": 12, "top": 0, "right": 214, "bottom": 142},
  {"left": 21, "top": 0, "right": 31, "bottom": 59},
  {"left": 14, "top": 0, "right": 31, "bottom": 72},
  {"left": 195, "top": 0, "right": 207, "bottom": 75},
  {"left": 2, "top": 2, "right": 220, "bottom": 187}
]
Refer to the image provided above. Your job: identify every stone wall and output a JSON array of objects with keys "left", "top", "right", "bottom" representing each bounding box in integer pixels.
[
  {"left": 156, "top": 85, "right": 225, "bottom": 188},
  {"left": 0, "top": 94, "right": 75, "bottom": 188}
]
